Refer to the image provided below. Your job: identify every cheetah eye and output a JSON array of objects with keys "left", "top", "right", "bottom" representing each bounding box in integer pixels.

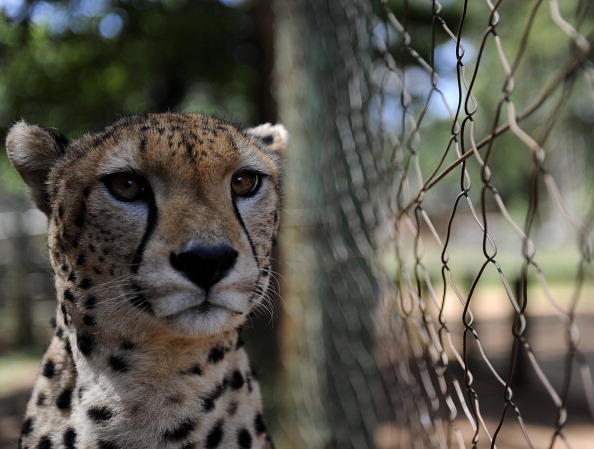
[
  {"left": 102, "top": 173, "right": 148, "bottom": 202},
  {"left": 231, "top": 171, "right": 262, "bottom": 197}
]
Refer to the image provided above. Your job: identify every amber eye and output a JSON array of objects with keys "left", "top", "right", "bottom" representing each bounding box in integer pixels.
[
  {"left": 231, "top": 171, "right": 261, "bottom": 197},
  {"left": 102, "top": 173, "right": 148, "bottom": 202}
]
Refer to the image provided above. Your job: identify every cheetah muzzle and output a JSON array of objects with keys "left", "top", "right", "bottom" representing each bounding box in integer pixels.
[{"left": 6, "top": 113, "right": 287, "bottom": 449}]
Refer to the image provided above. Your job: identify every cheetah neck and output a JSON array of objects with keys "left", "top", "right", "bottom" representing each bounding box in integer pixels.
[{"left": 22, "top": 295, "right": 271, "bottom": 449}]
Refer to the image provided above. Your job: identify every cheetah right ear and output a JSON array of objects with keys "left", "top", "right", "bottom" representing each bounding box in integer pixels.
[
  {"left": 243, "top": 123, "right": 288, "bottom": 168},
  {"left": 6, "top": 121, "right": 69, "bottom": 215}
]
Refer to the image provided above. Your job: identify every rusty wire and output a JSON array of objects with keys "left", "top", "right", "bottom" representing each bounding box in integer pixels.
[
  {"left": 276, "top": 0, "right": 594, "bottom": 448},
  {"left": 374, "top": 0, "right": 594, "bottom": 448}
]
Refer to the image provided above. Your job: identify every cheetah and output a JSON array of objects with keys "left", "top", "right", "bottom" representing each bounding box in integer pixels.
[{"left": 6, "top": 113, "right": 287, "bottom": 449}]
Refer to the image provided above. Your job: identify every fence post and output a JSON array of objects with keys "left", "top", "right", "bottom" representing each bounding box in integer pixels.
[{"left": 9, "top": 204, "right": 34, "bottom": 347}]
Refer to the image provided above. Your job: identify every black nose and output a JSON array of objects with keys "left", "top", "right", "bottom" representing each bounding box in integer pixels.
[{"left": 170, "top": 244, "right": 238, "bottom": 290}]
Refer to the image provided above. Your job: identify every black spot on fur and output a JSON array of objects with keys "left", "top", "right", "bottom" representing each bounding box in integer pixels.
[
  {"left": 56, "top": 388, "right": 72, "bottom": 410},
  {"left": 78, "top": 277, "right": 92, "bottom": 289},
  {"left": 64, "top": 290, "right": 75, "bottom": 302},
  {"left": 260, "top": 135, "right": 274, "bottom": 145},
  {"left": 205, "top": 421, "right": 223, "bottom": 448},
  {"left": 237, "top": 429, "right": 252, "bottom": 449},
  {"left": 78, "top": 387, "right": 85, "bottom": 399},
  {"left": 21, "top": 417, "right": 33, "bottom": 435},
  {"left": 108, "top": 355, "right": 129, "bottom": 372},
  {"left": 77, "top": 332, "right": 95, "bottom": 356},
  {"left": 61, "top": 303, "right": 69, "bottom": 327},
  {"left": 202, "top": 383, "right": 225, "bottom": 412},
  {"left": 85, "top": 295, "right": 97, "bottom": 309},
  {"left": 63, "top": 428, "right": 76, "bottom": 449},
  {"left": 208, "top": 346, "right": 225, "bottom": 363},
  {"left": 56, "top": 327, "right": 64, "bottom": 339},
  {"left": 230, "top": 370, "right": 245, "bottom": 390},
  {"left": 82, "top": 314, "right": 96, "bottom": 326},
  {"left": 76, "top": 254, "right": 86, "bottom": 266},
  {"left": 163, "top": 418, "right": 195, "bottom": 442},
  {"left": 74, "top": 206, "right": 86, "bottom": 227},
  {"left": 39, "top": 435, "right": 53, "bottom": 449},
  {"left": 42, "top": 360, "right": 55, "bottom": 379},
  {"left": 83, "top": 187, "right": 91, "bottom": 198},
  {"left": 49, "top": 316, "right": 57, "bottom": 328},
  {"left": 67, "top": 271, "right": 77, "bottom": 283},
  {"left": 64, "top": 338, "right": 72, "bottom": 355},
  {"left": 254, "top": 414, "right": 267, "bottom": 435},
  {"left": 120, "top": 340, "right": 135, "bottom": 350},
  {"left": 87, "top": 406, "right": 114, "bottom": 422},
  {"left": 187, "top": 365, "right": 203, "bottom": 376},
  {"left": 36, "top": 392, "right": 46, "bottom": 406}
]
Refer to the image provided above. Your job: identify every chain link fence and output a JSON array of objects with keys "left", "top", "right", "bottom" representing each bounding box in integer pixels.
[{"left": 275, "top": 1, "right": 594, "bottom": 448}]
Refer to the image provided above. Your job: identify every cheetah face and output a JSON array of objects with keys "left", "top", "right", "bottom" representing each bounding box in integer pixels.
[{"left": 6, "top": 114, "right": 287, "bottom": 338}]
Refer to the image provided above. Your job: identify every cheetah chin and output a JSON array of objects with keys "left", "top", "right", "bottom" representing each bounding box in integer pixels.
[{"left": 6, "top": 113, "right": 287, "bottom": 449}]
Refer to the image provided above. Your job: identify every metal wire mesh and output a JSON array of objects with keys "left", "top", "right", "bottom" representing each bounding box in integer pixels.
[{"left": 275, "top": 0, "right": 594, "bottom": 448}]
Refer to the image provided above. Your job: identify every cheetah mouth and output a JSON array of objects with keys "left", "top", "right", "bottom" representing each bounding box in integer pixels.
[
  {"left": 162, "top": 298, "right": 245, "bottom": 321},
  {"left": 187, "top": 300, "right": 244, "bottom": 316}
]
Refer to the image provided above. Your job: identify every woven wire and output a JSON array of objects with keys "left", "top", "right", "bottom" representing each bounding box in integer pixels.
[{"left": 276, "top": 0, "right": 594, "bottom": 448}]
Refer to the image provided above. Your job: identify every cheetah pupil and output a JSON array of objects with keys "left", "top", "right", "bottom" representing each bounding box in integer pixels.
[{"left": 6, "top": 113, "right": 287, "bottom": 449}]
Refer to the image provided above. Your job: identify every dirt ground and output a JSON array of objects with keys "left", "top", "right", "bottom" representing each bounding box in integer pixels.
[{"left": 0, "top": 388, "right": 29, "bottom": 449}]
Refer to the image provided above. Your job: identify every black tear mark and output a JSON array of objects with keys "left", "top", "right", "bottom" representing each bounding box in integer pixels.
[
  {"left": 131, "top": 189, "right": 158, "bottom": 274},
  {"left": 230, "top": 198, "right": 259, "bottom": 269}
]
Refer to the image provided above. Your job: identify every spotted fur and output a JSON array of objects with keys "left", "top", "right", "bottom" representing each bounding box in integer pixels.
[{"left": 6, "top": 113, "right": 287, "bottom": 449}]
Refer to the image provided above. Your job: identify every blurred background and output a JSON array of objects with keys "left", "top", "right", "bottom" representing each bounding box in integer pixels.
[{"left": 0, "top": 1, "right": 593, "bottom": 448}]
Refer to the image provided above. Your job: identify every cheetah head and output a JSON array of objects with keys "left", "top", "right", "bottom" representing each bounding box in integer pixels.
[{"left": 6, "top": 113, "right": 287, "bottom": 339}]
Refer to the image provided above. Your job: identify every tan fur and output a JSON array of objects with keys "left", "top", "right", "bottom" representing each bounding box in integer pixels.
[{"left": 6, "top": 113, "right": 287, "bottom": 449}]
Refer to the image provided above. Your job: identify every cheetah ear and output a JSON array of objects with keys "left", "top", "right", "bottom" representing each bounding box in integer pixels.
[
  {"left": 244, "top": 123, "right": 288, "bottom": 164},
  {"left": 5, "top": 121, "right": 69, "bottom": 215}
]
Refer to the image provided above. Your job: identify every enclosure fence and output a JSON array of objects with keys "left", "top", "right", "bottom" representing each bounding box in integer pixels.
[{"left": 276, "top": 1, "right": 594, "bottom": 448}]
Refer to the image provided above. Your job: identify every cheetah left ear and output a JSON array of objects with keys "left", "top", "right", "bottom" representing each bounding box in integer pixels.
[
  {"left": 5, "top": 121, "right": 69, "bottom": 216},
  {"left": 244, "top": 123, "right": 288, "bottom": 165}
]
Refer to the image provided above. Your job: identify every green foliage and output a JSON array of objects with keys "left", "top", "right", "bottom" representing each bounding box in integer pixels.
[{"left": 0, "top": 0, "right": 261, "bottom": 191}]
